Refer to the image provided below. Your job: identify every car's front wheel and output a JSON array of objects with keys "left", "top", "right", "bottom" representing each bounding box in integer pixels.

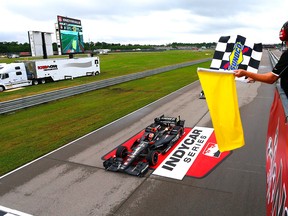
[
  {"left": 116, "top": 146, "right": 128, "bottom": 158},
  {"left": 147, "top": 150, "right": 158, "bottom": 166}
]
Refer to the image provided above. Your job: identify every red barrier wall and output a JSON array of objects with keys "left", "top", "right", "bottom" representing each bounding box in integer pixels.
[{"left": 266, "top": 89, "right": 288, "bottom": 215}]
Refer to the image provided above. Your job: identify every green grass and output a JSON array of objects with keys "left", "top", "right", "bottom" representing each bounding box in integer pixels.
[
  {"left": 0, "top": 50, "right": 212, "bottom": 102},
  {"left": 0, "top": 51, "right": 211, "bottom": 176}
]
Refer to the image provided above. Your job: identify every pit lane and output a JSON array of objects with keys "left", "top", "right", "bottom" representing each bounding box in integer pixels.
[{"left": 0, "top": 50, "right": 274, "bottom": 215}]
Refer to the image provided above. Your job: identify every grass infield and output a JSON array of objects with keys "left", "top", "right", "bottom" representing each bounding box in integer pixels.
[{"left": 0, "top": 50, "right": 211, "bottom": 176}]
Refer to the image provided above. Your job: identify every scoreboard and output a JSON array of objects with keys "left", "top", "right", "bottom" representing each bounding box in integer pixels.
[{"left": 56, "top": 15, "right": 85, "bottom": 54}]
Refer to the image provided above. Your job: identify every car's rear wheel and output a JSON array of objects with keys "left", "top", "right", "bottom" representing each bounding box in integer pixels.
[
  {"left": 116, "top": 146, "right": 128, "bottom": 158},
  {"left": 147, "top": 150, "right": 158, "bottom": 166}
]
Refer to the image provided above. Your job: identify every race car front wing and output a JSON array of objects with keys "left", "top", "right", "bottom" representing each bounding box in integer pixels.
[{"left": 103, "top": 157, "right": 149, "bottom": 177}]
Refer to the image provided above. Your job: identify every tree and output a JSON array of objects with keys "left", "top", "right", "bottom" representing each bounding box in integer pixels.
[{"left": 0, "top": 41, "right": 30, "bottom": 54}]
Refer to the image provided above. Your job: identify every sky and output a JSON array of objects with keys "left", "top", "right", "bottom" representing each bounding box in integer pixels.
[{"left": 1, "top": 0, "right": 287, "bottom": 45}]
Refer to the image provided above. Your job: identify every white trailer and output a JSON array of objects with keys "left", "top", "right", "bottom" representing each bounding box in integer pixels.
[{"left": 0, "top": 57, "right": 100, "bottom": 92}]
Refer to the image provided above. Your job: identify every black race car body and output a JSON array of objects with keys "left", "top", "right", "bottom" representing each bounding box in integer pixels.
[{"left": 103, "top": 115, "right": 185, "bottom": 176}]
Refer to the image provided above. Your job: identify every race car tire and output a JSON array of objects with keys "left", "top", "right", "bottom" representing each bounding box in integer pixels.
[
  {"left": 116, "top": 146, "right": 128, "bottom": 158},
  {"left": 147, "top": 150, "right": 158, "bottom": 166}
]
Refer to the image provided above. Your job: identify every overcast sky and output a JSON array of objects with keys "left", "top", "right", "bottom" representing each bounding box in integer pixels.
[{"left": 1, "top": 0, "right": 287, "bottom": 45}]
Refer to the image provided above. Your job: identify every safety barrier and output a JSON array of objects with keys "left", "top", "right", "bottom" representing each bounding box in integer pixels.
[
  {"left": 0, "top": 59, "right": 210, "bottom": 114},
  {"left": 266, "top": 50, "right": 288, "bottom": 215}
]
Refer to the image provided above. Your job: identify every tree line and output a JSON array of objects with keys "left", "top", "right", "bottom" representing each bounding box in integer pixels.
[{"left": 0, "top": 41, "right": 217, "bottom": 54}]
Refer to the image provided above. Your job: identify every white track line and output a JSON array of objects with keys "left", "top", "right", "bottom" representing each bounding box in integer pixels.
[{"left": 0, "top": 205, "right": 33, "bottom": 216}]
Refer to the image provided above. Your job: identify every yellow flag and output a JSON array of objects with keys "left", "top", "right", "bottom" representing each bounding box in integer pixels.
[{"left": 197, "top": 68, "right": 245, "bottom": 152}]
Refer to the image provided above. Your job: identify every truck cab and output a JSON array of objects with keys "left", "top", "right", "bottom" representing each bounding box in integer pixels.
[{"left": 0, "top": 63, "right": 31, "bottom": 92}]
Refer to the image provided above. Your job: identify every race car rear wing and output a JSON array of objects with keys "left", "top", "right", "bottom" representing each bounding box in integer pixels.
[{"left": 154, "top": 115, "right": 184, "bottom": 126}]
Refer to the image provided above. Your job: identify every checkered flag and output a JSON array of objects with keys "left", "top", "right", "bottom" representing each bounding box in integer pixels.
[{"left": 210, "top": 35, "right": 262, "bottom": 80}]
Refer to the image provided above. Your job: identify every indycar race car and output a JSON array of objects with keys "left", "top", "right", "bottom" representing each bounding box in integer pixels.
[{"left": 103, "top": 115, "right": 185, "bottom": 177}]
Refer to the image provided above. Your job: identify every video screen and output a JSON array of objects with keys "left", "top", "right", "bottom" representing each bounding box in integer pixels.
[{"left": 57, "top": 15, "right": 85, "bottom": 54}]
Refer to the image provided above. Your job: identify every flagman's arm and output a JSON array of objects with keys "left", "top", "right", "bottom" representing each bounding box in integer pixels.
[{"left": 234, "top": 69, "right": 278, "bottom": 84}]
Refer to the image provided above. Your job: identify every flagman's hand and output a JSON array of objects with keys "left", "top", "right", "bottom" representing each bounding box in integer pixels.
[
  {"left": 234, "top": 69, "right": 256, "bottom": 83},
  {"left": 234, "top": 69, "right": 247, "bottom": 78}
]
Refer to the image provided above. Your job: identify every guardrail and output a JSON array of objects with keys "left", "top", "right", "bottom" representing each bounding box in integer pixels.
[
  {"left": 268, "top": 50, "right": 279, "bottom": 67},
  {"left": 0, "top": 59, "right": 210, "bottom": 114}
]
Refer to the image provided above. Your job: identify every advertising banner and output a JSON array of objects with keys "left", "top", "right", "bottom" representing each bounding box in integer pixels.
[{"left": 266, "top": 90, "right": 288, "bottom": 215}]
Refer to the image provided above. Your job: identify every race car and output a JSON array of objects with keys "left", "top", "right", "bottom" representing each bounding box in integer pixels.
[{"left": 103, "top": 115, "right": 185, "bottom": 177}]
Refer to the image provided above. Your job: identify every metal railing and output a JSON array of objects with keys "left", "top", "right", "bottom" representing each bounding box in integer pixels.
[
  {"left": 0, "top": 59, "right": 210, "bottom": 114},
  {"left": 268, "top": 50, "right": 279, "bottom": 67}
]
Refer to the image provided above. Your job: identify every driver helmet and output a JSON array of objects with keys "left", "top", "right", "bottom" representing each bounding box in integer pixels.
[
  {"left": 279, "top": 21, "right": 288, "bottom": 41},
  {"left": 148, "top": 133, "right": 154, "bottom": 141}
]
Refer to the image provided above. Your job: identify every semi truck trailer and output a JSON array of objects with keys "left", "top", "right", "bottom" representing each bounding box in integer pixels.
[{"left": 0, "top": 56, "right": 100, "bottom": 92}]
